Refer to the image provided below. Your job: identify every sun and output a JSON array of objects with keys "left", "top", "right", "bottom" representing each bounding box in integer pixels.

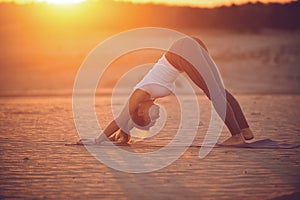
[{"left": 38, "top": 0, "right": 86, "bottom": 4}]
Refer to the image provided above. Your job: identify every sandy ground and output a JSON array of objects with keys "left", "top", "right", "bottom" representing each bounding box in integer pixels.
[
  {"left": 0, "top": 94, "right": 299, "bottom": 199},
  {"left": 1, "top": 25, "right": 300, "bottom": 200}
]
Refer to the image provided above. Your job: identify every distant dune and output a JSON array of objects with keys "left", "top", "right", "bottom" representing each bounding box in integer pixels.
[{"left": 0, "top": 1, "right": 299, "bottom": 32}]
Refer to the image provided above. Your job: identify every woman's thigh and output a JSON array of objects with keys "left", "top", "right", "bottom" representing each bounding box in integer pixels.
[{"left": 166, "top": 37, "right": 224, "bottom": 97}]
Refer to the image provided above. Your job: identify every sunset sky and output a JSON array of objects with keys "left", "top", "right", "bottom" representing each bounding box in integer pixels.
[{"left": 0, "top": 0, "right": 295, "bottom": 7}]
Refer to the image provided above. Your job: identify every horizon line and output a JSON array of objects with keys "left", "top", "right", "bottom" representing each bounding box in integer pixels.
[{"left": 0, "top": 0, "right": 297, "bottom": 9}]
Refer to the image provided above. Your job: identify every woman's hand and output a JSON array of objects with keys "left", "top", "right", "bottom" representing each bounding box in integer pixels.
[
  {"left": 94, "top": 129, "right": 131, "bottom": 145},
  {"left": 117, "top": 130, "right": 131, "bottom": 144},
  {"left": 109, "top": 129, "right": 131, "bottom": 145}
]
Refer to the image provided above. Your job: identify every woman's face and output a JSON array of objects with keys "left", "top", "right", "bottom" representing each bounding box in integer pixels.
[{"left": 136, "top": 101, "right": 160, "bottom": 127}]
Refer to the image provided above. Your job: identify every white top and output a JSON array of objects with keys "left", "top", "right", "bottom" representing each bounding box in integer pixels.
[
  {"left": 134, "top": 54, "right": 181, "bottom": 99},
  {"left": 116, "top": 55, "right": 182, "bottom": 134}
]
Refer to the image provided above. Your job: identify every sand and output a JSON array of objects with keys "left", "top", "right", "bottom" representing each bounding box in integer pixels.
[
  {"left": 1, "top": 20, "right": 300, "bottom": 200},
  {"left": 0, "top": 94, "right": 299, "bottom": 199}
]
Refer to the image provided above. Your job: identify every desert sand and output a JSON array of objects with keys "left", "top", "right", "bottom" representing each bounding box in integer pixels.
[
  {"left": 0, "top": 94, "right": 299, "bottom": 199},
  {"left": 1, "top": 17, "right": 300, "bottom": 200}
]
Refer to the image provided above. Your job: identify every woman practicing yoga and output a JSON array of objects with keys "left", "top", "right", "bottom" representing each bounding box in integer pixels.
[{"left": 77, "top": 36, "right": 254, "bottom": 146}]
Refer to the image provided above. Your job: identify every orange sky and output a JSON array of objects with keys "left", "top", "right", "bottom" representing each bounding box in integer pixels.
[
  {"left": 117, "top": 0, "right": 295, "bottom": 8},
  {"left": 0, "top": 0, "right": 295, "bottom": 7}
]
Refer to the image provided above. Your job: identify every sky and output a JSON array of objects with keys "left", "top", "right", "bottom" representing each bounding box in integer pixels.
[
  {"left": 0, "top": 0, "right": 295, "bottom": 7},
  {"left": 116, "top": 0, "right": 295, "bottom": 8}
]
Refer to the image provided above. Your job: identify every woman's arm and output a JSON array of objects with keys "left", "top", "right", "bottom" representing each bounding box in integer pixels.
[
  {"left": 95, "top": 89, "right": 151, "bottom": 143},
  {"left": 113, "top": 129, "right": 131, "bottom": 144},
  {"left": 95, "top": 120, "right": 120, "bottom": 143}
]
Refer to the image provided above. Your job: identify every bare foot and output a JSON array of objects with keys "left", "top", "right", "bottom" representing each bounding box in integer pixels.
[
  {"left": 220, "top": 133, "right": 245, "bottom": 146},
  {"left": 241, "top": 128, "right": 254, "bottom": 140}
]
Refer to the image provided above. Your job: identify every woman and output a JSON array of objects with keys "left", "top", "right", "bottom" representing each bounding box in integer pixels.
[{"left": 78, "top": 36, "right": 254, "bottom": 146}]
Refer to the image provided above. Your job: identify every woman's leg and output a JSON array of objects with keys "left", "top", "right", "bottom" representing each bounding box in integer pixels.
[
  {"left": 195, "top": 39, "right": 253, "bottom": 138},
  {"left": 196, "top": 39, "right": 253, "bottom": 139},
  {"left": 225, "top": 90, "right": 249, "bottom": 129},
  {"left": 167, "top": 51, "right": 241, "bottom": 134},
  {"left": 225, "top": 90, "right": 254, "bottom": 140},
  {"left": 166, "top": 36, "right": 246, "bottom": 145}
]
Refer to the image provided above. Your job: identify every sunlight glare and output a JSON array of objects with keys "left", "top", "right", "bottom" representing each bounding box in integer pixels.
[{"left": 37, "top": 0, "right": 86, "bottom": 4}]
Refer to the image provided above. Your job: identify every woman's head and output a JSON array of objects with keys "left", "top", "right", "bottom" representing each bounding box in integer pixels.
[{"left": 132, "top": 100, "right": 160, "bottom": 129}]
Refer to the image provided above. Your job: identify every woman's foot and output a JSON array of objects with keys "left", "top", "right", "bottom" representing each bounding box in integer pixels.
[
  {"left": 241, "top": 128, "right": 254, "bottom": 140},
  {"left": 220, "top": 133, "right": 245, "bottom": 146}
]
